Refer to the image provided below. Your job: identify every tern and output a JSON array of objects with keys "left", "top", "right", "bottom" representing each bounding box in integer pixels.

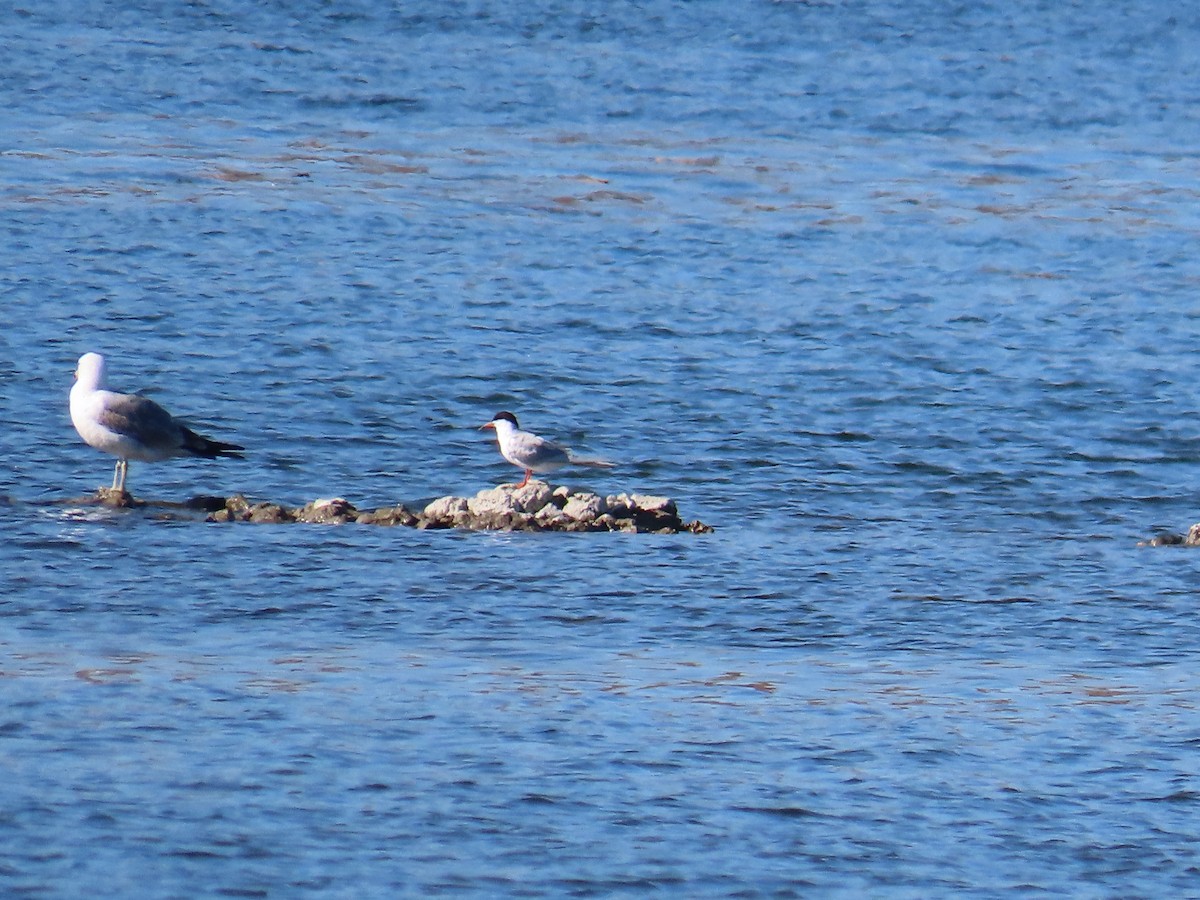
[
  {"left": 480, "top": 411, "right": 613, "bottom": 488},
  {"left": 70, "top": 352, "right": 244, "bottom": 493}
]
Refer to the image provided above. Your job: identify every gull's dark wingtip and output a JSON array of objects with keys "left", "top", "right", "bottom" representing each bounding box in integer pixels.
[{"left": 180, "top": 426, "right": 246, "bottom": 459}]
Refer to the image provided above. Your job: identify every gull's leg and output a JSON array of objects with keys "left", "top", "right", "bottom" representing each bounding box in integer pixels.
[
  {"left": 116, "top": 459, "right": 129, "bottom": 493},
  {"left": 111, "top": 460, "right": 121, "bottom": 490},
  {"left": 517, "top": 469, "right": 531, "bottom": 488}
]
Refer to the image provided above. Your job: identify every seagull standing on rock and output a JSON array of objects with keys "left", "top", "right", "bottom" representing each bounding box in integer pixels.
[
  {"left": 480, "top": 411, "right": 613, "bottom": 488},
  {"left": 69, "top": 352, "right": 244, "bottom": 494}
]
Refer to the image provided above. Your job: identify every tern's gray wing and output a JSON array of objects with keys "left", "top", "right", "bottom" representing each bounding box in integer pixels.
[
  {"left": 524, "top": 434, "right": 571, "bottom": 466},
  {"left": 98, "top": 393, "right": 182, "bottom": 452}
]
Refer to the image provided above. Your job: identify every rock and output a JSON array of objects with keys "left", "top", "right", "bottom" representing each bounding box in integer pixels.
[
  {"left": 184, "top": 495, "right": 229, "bottom": 513},
  {"left": 95, "top": 487, "right": 140, "bottom": 508},
  {"left": 466, "top": 509, "right": 531, "bottom": 531},
  {"left": 421, "top": 495, "right": 469, "bottom": 528},
  {"left": 295, "top": 497, "right": 358, "bottom": 524},
  {"left": 250, "top": 504, "right": 293, "bottom": 524},
  {"left": 471, "top": 481, "right": 554, "bottom": 514},
  {"left": 630, "top": 494, "right": 677, "bottom": 516},
  {"left": 562, "top": 492, "right": 606, "bottom": 522},
  {"left": 417, "top": 517, "right": 451, "bottom": 530},
  {"left": 593, "top": 513, "right": 638, "bottom": 533},
  {"left": 198, "top": 485, "right": 710, "bottom": 533},
  {"left": 1186, "top": 524, "right": 1200, "bottom": 546},
  {"left": 206, "top": 495, "right": 295, "bottom": 524},
  {"left": 1141, "top": 533, "right": 1183, "bottom": 547},
  {"left": 423, "top": 495, "right": 468, "bottom": 519},
  {"left": 514, "top": 481, "right": 554, "bottom": 512},
  {"left": 357, "top": 505, "right": 419, "bottom": 527},
  {"left": 467, "top": 492, "right": 511, "bottom": 518},
  {"left": 207, "top": 494, "right": 253, "bottom": 522},
  {"left": 466, "top": 481, "right": 554, "bottom": 516},
  {"left": 534, "top": 503, "right": 568, "bottom": 528},
  {"left": 604, "top": 494, "right": 633, "bottom": 518}
]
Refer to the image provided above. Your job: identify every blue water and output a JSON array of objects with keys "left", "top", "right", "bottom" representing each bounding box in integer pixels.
[{"left": 4, "top": 1, "right": 1200, "bottom": 895}]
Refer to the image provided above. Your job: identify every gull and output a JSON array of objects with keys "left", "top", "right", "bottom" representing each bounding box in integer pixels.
[
  {"left": 480, "top": 411, "right": 613, "bottom": 488},
  {"left": 69, "top": 352, "right": 244, "bottom": 493}
]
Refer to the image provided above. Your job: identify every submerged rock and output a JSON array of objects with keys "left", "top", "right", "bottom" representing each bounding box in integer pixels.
[
  {"left": 184, "top": 495, "right": 229, "bottom": 513},
  {"left": 207, "top": 495, "right": 295, "bottom": 524},
  {"left": 94, "top": 487, "right": 142, "bottom": 508},
  {"left": 295, "top": 497, "right": 358, "bottom": 524},
  {"left": 1141, "top": 522, "right": 1200, "bottom": 547},
  {"left": 356, "top": 504, "right": 420, "bottom": 527},
  {"left": 200, "top": 480, "right": 712, "bottom": 533}
]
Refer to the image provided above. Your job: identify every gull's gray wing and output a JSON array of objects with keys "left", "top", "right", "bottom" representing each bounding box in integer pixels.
[{"left": 97, "top": 393, "right": 182, "bottom": 452}]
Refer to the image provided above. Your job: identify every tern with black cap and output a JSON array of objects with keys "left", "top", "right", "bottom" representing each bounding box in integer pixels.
[{"left": 480, "top": 411, "right": 613, "bottom": 488}]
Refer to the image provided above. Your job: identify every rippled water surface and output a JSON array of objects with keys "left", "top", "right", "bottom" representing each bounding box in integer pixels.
[{"left": 4, "top": 1, "right": 1200, "bottom": 896}]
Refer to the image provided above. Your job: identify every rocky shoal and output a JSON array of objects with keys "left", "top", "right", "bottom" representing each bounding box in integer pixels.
[
  {"left": 88, "top": 481, "right": 714, "bottom": 533},
  {"left": 1140, "top": 523, "right": 1200, "bottom": 547}
]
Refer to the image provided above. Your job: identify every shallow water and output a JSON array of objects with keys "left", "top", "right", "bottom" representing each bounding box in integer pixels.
[{"left": 4, "top": 1, "right": 1200, "bottom": 895}]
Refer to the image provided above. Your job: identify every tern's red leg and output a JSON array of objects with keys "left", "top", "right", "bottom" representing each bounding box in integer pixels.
[{"left": 517, "top": 469, "right": 531, "bottom": 488}]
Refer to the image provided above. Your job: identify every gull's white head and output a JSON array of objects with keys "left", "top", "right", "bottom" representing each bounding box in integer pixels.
[{"left": 74, "top": 352, "right": 107, "bottom": 391}]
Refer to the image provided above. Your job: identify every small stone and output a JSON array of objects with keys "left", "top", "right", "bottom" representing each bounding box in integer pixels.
[{"left": 1185, "top": 524, "right": 1200, "bottom": 546}]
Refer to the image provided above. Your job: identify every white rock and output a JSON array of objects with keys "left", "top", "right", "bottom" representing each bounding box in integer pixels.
[
  {"left": 423, "top": 496, "right": 469, "bottom": 519},
  {"left": 472, "top": 483, "right": 552, "bottom": 514},
  {"left": 312, "top": 497, "right": 349, "bottom": 510},
  {"left": 467, "top": 493, "right": 517, "bottom": 517},
  {"left": 509, "top": 481, "right": 553, "bottom": 513},
  {"left": 534, "top": 503, "right": 567, "bottom": 525},
  {"left": 630, "top": 494, "right": 676, "bottom": 515},
  {"left": 562, "top": 493, "right": 605, "bottom": 522},
  {"left": 605, "top": 493, "right": 633, "bottom": 515}
]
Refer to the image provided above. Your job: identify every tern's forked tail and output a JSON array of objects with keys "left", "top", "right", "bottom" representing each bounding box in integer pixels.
[{"left": 568, "top": 453, "right": 615, "bottom": 469}]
